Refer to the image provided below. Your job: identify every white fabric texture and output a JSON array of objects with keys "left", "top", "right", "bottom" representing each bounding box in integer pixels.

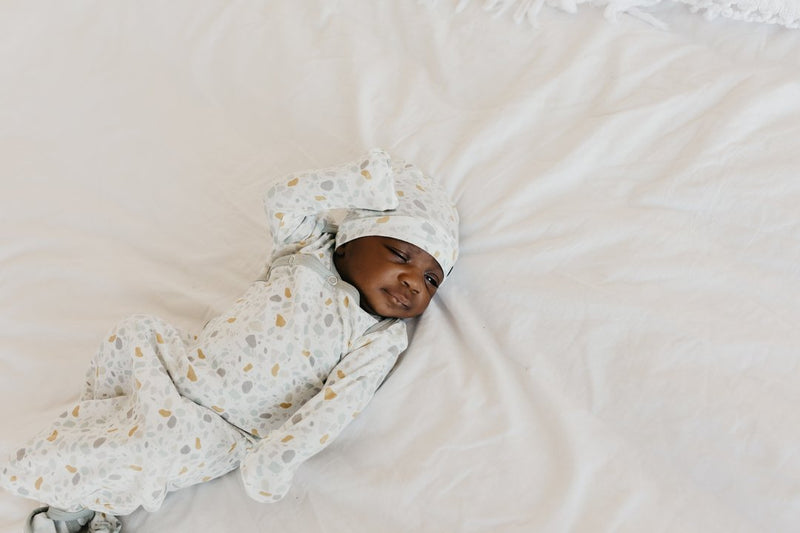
[
  {"left": 675, "top": 0, "right": 800, "bottom": 26},
  {"left": 439, "top": 0, "right": 800, "bottom": 27},
  {"left": 1, "top": 2, "right": 799, "bottom": 533}
]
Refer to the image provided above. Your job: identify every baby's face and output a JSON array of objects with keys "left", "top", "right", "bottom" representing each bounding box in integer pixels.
[{"left": 333, "top": 236, "right": 444, "bottom": 319}]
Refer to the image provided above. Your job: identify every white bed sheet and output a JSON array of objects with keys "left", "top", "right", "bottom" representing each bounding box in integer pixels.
[{"left": 1, "top": 2, "right": 799, "bottom": 532}]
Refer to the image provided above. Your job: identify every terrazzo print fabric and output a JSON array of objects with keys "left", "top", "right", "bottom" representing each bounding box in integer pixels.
[
  {"left": 0, "top": 149, "right": 413, "bottom": 511},
  {"left": 336, "top": 159, "right": 460, "bottom": 280},
  {"left": 2, "top": 315, "right": 252, "bottom": 514}
]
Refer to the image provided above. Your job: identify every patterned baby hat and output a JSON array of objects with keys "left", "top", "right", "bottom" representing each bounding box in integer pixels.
[{"left": 335, "top": 151, "right": 460, "bottom": 281}]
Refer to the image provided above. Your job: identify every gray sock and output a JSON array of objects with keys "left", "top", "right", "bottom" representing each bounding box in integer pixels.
[{"left": 26, "top": 506, "right": 95, "bottom": 533}]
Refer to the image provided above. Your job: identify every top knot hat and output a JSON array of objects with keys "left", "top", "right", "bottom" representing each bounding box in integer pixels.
[{"left": 335, "top": 150, "right": 459, "bottom": 281}]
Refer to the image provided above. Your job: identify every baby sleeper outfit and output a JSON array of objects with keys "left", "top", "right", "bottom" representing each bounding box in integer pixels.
[{"left": 0, "top": 148, "right": 459, "bottom": 516}]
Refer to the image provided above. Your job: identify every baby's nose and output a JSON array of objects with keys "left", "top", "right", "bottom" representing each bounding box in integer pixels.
[{"left": 400, "top": 272, "right": 421, "bottom": 294}]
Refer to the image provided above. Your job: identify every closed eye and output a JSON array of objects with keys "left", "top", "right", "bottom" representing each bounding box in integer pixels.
[{"left": 389, "top": 247, "right": 408, "bottom": 262}]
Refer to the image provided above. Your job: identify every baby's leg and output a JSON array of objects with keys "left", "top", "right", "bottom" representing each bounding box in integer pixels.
[
  {"left": 1, "top": 313, "right": 250, "bottom": 515},
  {"left": 81, "top": 314, "right": 188, "bottom": 401},
  {"left": 1, "top": 394, "right": 249, "bottom": 515}
]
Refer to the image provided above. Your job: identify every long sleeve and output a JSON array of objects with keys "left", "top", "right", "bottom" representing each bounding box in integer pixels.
[
  {"left": 264, "top": 148, "right": 398, "bottom": 258},
  {"left": 239, "top": 319, "right": 408, "bottom": 502}
]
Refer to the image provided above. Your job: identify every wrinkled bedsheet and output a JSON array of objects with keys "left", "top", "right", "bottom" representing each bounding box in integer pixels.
[{"left": 1, "top": 2, "right": 798, "bottom": 532}]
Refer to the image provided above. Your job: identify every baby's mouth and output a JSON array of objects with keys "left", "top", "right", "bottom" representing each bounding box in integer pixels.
[{"left": 384, "top": 288, "right": 410, "bottom": 309}]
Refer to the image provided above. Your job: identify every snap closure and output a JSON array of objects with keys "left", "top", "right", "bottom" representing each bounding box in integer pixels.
[
  {"left": 289, "top": 255, "right": 296, "bottom": 265},
  {"left": 327, "top": 275, "right": 338, "bottom": 285}
]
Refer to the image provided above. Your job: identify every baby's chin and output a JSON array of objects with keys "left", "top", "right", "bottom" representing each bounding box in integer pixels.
[
  {"left": 360, "top": 301, "right": 395, "bottom": 319},
  {"left": 364, "top": 302, "right": 425, "bottom": 320}
]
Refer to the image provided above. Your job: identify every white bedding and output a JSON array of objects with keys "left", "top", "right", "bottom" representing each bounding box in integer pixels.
[{"left": 1, "top": 2, "right": 799, "bottom": 532}]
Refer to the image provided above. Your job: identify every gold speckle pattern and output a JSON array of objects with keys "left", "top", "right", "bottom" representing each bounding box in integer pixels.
[
  {"left": 335, "top": 151, "right": 459, "bottom": 280},
  {"left": 1, "top": 149, "right": 417, "bottom": 510}
]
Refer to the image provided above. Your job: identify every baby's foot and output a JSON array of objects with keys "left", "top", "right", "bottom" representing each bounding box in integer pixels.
[{"left": 25, "top": 506, "right": 94, "bottom": 533}]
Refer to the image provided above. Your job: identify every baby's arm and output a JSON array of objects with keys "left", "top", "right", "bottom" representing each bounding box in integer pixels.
[
  {"left": 239, "top": 319, "right": 408, "bottom": 502},
  {"left": 264, "top": 148, "right": 398, "bottom": 257}
]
